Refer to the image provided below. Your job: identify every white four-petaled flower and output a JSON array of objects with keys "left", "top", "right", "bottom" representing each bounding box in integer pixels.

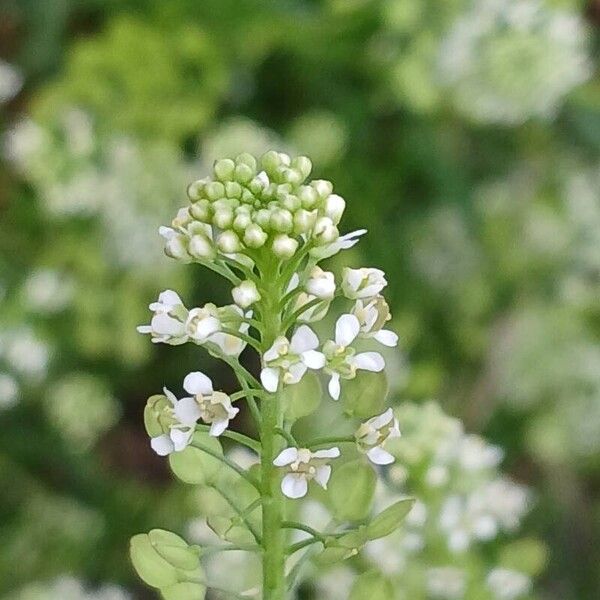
[
  {"left": 355, "top": 408, "right": 401, "bottom": 465},
  {"left": 260, "top": 326, "right": 326, "bottom": 392},
  {"left": 351, "top": 296, "right": 398, "bottom": 347},
  {"left": 323, "top": 314, "right": 385, "bottom": 400},
  {"left": 305, "top": 266, "right": 336, "bottom": 300},
  {"left": 149, "top": 387, "right": 196, "bottom": 456},
  {"left": 341, "top": 267, "right": 387, "bottom": 300},
  {"left": 273, "top": 446, "right": 340, "bottom": 499}
]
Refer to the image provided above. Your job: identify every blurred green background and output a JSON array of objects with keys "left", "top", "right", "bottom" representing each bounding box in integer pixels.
[{"left": 0, "top": 0, "right": 598, "bottom": 598}]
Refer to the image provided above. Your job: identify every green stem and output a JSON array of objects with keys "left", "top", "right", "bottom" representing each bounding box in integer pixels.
[
  {"left": 196, "top": 424, "right": 261, "bottom": 453},
  {"left": 220, "top": 327, "right": 262, "bottom": 352},
  {"left": 275, "top": 427, "right": 297, "bottom": 447},
  {"left": 282, "top": 521, "right": 326, "bottom": 542},
  {"left": 212, "top": 482, "right": 262, "bottom": 543},
  {"left": 282, "top": 296, "right": 325, "bottom": 331},
  {"left": 308, "top": 435, "right": 355, "bottom": 449}
]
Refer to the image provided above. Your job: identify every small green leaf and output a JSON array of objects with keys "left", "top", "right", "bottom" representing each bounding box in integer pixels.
[
  {"left": 130, "top": 533, "right": 179, "bottom": 589},
  {"left": 281, "top": 372, "right": 322, "bottom": 421},
  {"left": 328, "top": 461, "right": 376, "bottom": 521},
  {"left": 315, "top": 529, "right": 369, "bottom": 565},
  {"left": 149, "top": 529, "right": 199, "bottom": 571},
  {"left": 350, "top": 571, "right": 394, "bottom": 600},
  {"left": 342, "top": 371, "right": 388, "bottom": 418},
  {"left": 367, "top": 498, "right": 415, "bottom": 540},
  {"left": 161, "top": 582, "right": 206, "bottom": 600},
  {"left": 168, "top": 432, "right": 223, "bottom": 485}
]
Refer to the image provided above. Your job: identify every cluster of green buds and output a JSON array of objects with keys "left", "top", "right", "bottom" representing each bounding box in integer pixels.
[
  {"left": 160, "top": 151, "right": 360, "bottom": 263},
  {"left": 132, "top": 151, "right": 411, "bottom": 600}
]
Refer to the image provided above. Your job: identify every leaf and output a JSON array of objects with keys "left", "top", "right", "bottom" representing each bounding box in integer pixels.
[
  {"left": 149, "top": 529, "right": 199, "bottom": 571},
  {"left": 342, "top": 371, "right": 388, "bottom": 418},
  {"left": 281, "top": 372, "right": 322, "bottom": 421},
  {"left": 168, "top": 431, "right": 223, "bottom": 485},
  {"left": 130, "top": 533, "right": 179, "bottom": 589},
  {"left": 367, "top": 498, "right": 415, "bottom": 540},
  {"left": 349, "top": 571, "right": 394, "bottom": 600},
  {"left": 328, "top": 460, "right": 376, "bottom": 521},
  {"left": 161, "top": 582, "right": 206, "bottom": 600},
  {"left": 315, "top": 528, "right": 369, "bottom": 565}
]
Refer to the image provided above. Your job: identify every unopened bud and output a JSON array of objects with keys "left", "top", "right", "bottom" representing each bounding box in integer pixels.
[
  {"left": 298, "top": 185, "right": 319, "bottom": 209},
  {"left": 312, "top": 179, "right": 333, "bottom": 199},
  {"left": 235, "top": 153, "right": 257, "bottom": 172},
  {"left": 187, "top": 178, "right": 209, "bottom": 201},
  {"left": 244, "top": 224, "right": 268, "bottom": 248},
  {"left": 233, "top": 212, "right": 252, "bottom": 232},
  {"left": 270, "top": 208, "right": 294, "bottom": 233},
  {"left": 213, "top": 208, "right": 234, "bottom": 229},
  {"left": 272, "top": 234, "right": 299, "bottom": 259},
  {"left": 293, "top": 209, "right": 318, "bottom": 234},
  {"left": 232, "top": 280, "right": 261, "bottom": 308},
  {"left": 292, "top": 156, "right": 312, "bottom": 180},
  {"left": 188, "top": 234, "right": 215, "bottom": 259},
  {"left": 205, "top": 181, "right": 225, "bottom": 201},
  {"left": 280, "top": 194, "right": 301, "bottom": 212},
  {"left": 323, "top": 194, "right": 346, "bottom": 225},
  {"left": 254, "top": 209, "right": 272, "bottom": 230},
  {"left": 225, "top": 181, "right": 242, "bottom": 199},
  {"left": 234, "top": 163, "right": 254, "bottom": 184},
  {"left": 164, "top": 235, "right": 190, "bottom": 261},
  {"left": 214, "top": 158, "right": 236, "bottom": 181},
  {"left": 189, "top": 199, "right": 211, "bottom": 222},
  {"left": 313, "top": 216, "right": 339, "bottom": 244},
  {"left": 217, "top": 231, "right": 242, "bottom": 254}
]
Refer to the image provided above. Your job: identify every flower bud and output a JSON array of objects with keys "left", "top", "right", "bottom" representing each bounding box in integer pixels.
[
  {"left": 261, "top": 150, "right": 282, "bottom": 174},
  {"left": 189, "top": 199, "right": 212, "bottom": 222},
  {"left": 171, "top": 207, "right": 192, "bottom": 229},
  {"left": 234, "top": 163, "right": 254, "bottom": 184},
  {"left": 213, "top": 208, "right": 234, "bottom": 229},
  {"left": 188, "top": 234, "right": 216, "bottom": 259},
  {"left": 280, "top": 193, "right": 301, "bottom": 212},
  {"left": 281, "top": 167, "right": 303, "bottom": 186},
  {"left": 270, "top": 208, "right": 294, "bottom": 233},
  {"left": 244, "top": 224, "right": 268, "bottom": 248},
  {"left": 254, "top": 209, "right": 272, "bottom": 230},
  {"left": 241, "top": 188, "right": 255, "bottom": 204},
  {"left": 144, "top": 394, "right": 174, "bottom": 438},
  {"left": 225, "top": 181, "right": 242, "bottom": 199},
  {"left": 293, "top": 209, "right": 318, "bottom": 234},
  {"left": 217, "top": 231, "right": 242, "bottom": 254},
  {"left": 312, "top": 179, "right": 333, "bottom": 199},
  {"left": 205, "top": 181, "right": 225, "bottom": 201},
  {"left": 313, "top": 216, "right": 339, "bottom": 244},
  {"left": 235, "top": 152, "right": 257, "bottom": 172},
  {"left": 187, "top": 178, "right": 209, "bottom": 201},
  {"left": 272, "top": 234, "right": 299, "bottom": 259},
  {"left": 233, "top": 212, "right": 252, "bottom": 232},
  {"left": 324, "top": 193, "right": 346, "bottom": 224},
  {"left": 248, "top": 171, "right": 269, "bottom": 195},
  {"left": 164, "top": 234, "right": 190, "bottom": 261},
  {"left": 232, "top": 280, "right": 261, "bottom": 308},
  {"left": 214, "top": 158, "right": 235, "bottom": 181},
  {"left": 306, "top": 266, "right": 336, "bottom": 299},
  {"left": 298, "top": 185, "right": 319, "bottom": 209},
  {"left": 292, "top": 156, "right": 312, "bottom": 180}
]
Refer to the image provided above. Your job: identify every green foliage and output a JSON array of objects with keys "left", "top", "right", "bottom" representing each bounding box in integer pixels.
[
  {"left": 281, "top": 372, "right": 322, "bottom": 421},
  {"left": 349, "top": 571, "right": 394, "bottom": 600},
  {"left": 342, "top": 371, "right": 388, "bottom": 418},
  {"left": 328, "top": 460, "right": 377, "bottom": 521},
  {"left": 168, "top": 432, "right": 223, "bottom": 485}
]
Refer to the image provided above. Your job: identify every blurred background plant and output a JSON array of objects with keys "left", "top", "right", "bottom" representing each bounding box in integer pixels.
[{"left": 0, "top": 0, "right": 598, "bottom": 598}]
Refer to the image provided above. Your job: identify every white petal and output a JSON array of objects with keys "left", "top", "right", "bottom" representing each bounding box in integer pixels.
[
  {"left": 150, "top": 435, "right": 174, "bottom": 456},
  {"left": 260, "top": 367, "right": 280, "bottom": 393},
  {"left": 290, "top": 325, "right": 319, "bottom": 353},
  {"left": 367, "top": 447, "right": 395, "bottom": 465},
  {"left": 374, "top": 329, "right": 398, "bottom": 347},
  {"left": 369, "top": 408, "right": 395, "bottom": 430},
  {"left": 157, "top": 290, "right": 183, "bottom": 307},
  {"left": 171, "top": 428, "right": 194, "bottom": 452},
  {"left": 335, "top": 314, "right": 360, "bottom": 347},
  {"left": 328, "top": 373, "right": 341, "bottom": 400},
  {"left": 273, "top": 447, "right": 299, "bottom": 466},
  {"left": 174, "top": 397, "right": 202, "bottom": 426},
  {"left": 313, "top": 465, "right": 332, "bottom": 489},
  {"left": 183, "top": 371, "right": 213, "bottom": 396},
  {"left": 137, "top": 325, "right": 152, "bottom": 333},
  {"left": 312, "top": 447, "right": 341, "bottom": 460},
  {"left": 301, "top": 350, "right": 326, "bottom": 369},
  {"left": 285, "top": 362, "right": 307, "bottom": 384},
  {"left": 152, "top": 313, "right": 185, "bottom": 336},
  {"left": 192, "top": 316, "right": 221, "bottom": 340},
  {"left": 163, "top": 387, "right": 178, "bottom": 406},
  {"left": 209, "top": 419, "right": 229, "bottom": 437},
  {"left": 281, "top": 474, "right": 308, "bottom": 499},
  {"left": 264, "top": 337, "right": 288, "bottom": 363},
  {"left": 353, "top": 352, "right": 385, "bottom": 372}
]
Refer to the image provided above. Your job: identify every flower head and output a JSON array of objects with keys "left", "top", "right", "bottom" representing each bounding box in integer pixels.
[
  {"left": 137, "top": 290, "right": 191, "bottom": 345},
  {"left": 351, "top": 296, "right": 398, "bottom": 347},
  {"left": 323, "top": 314, "right": 385, "bottom": 399},
  {"left": 273, "top": 446, "right": 340, "bottom": 498},
  {"left": 260, "top": 325, "right": 325, "bottom": 392},
  {"left": 355, "top": 408, "right": 401, "bottom": 465},
  {"left": 342, "top": 267, "right": 387, "bottom": 300}
]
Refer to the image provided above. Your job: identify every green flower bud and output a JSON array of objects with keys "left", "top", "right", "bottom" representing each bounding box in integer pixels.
[
  {"left": 254, "top": 209, "right": 272, "bottom": 230},
  {"left": 292, "top": 155, "right": 312, "bottom": 180},
  {"left": 187, "top": 178, "right": 209, "bottom": 202},
  {"left": 297, "top": 185, "right": 319, "bottom": 209},
  {"left": 281, "top": 167, "right": 303, "bottom": 186},
  {"left": 323, "top": 193, "right": 346, "bottom": 225},
  {"left": 233, "top": 212, "right": 252, "bottom": 232},
  {"left": 144, "top": 394, "right": 174, "bottom": 438},
  {"left": 205, "top": 181, "right": 225, "bottom": 201},
  {"left": 261, "top": 150, "right": 282, "bottom": 174},
  {"left": 217, "top": 231, "right": 242, "bottom": 254},
  {"left": 272, "top": 234, "right": 299, "bottom": 258},
  {"left": 234, "top": 163, "right": 254, "bottom": 184},
  {"left": 164, "top": 234, "right": 190, "bottom": 261},
  {"left": 213, "top": 158, "right": 236, "bottom": 181},
  {"left": 188, "top": 234, "right": 216, "bottom": 260},
  {"left": 225, "top": 181, "right": 242, "bottom": 199},
  {"left": 212, "top": 197, "right": 239, "bottom": 211},
  {"left": 280, "top": 194, "right": 301, "bottom": 212},
  {"left": 241, "top": 188, "right": 255, "bottom": 204},
  {"left": 270, "top": 208, "right": 294, "bottom": 233},
  {"left": 235, "top": 152, "right": 257, "bottom": 172},
  {"left": 244, "top": 223, "right": 268, "bottom": 248},
  {"left": 312, "top": 179, "right": 333, "bottom": 199},
  {"left": 213, "top": 208, "right": 234, "bottom": 229},
  {"left": 189, "top": 199, "right": 212, "bottom": 222},
  {"left": 293, "top": 209, "right": 318, "bottom": 235}
]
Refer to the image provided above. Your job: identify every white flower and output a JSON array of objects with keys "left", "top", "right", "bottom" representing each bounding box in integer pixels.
[
  {"left": 159, "top": 226, "right": 191, "bottom": 262},
  {"left": 273, "top": 446, "right": 340, "bottom": 499},
  {"left": 341, "top": 267, "right": 387, "bottom": 299},
  {"left": 310, "top": 229, "right": 367, "bottom": 260},
  {"left": 185, "top": 305, "right": 222, "bottom": 343},
  {"left": 486, "top": 568, "right": 531, "bottom": 600},
  {"left": 351, "top": 296, "right": 398, "bottom": 347},
  {"left": 355, "top": 408, "right": 401, "bottom": 465},
  {"left": 323, "top": 314, "right": 385, "bottom": 400},
  {"left": 150, "top": 387, "right": 196, "bottom": 456},
  {"left": 232, "top": 280, "right": 261, "bottom": 308},
  {"left": 182, "top": 371, "right": 239, "bottom": 436},
  {"left": 286, "top": 273, "right": 331, "bottom": 323},
  {"left": 305, "top": 266, "right": 336, "bottom": 300},
  {"left": 209, "top": 305, "right": 251, "bottom": 357},
  {"left": 260, "top": 326, "right": 326, "bottom": 392}
]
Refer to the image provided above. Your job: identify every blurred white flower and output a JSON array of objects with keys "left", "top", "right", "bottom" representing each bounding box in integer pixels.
[{"left": 487, "top": 568, "right": 532, "bottom": 600}]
